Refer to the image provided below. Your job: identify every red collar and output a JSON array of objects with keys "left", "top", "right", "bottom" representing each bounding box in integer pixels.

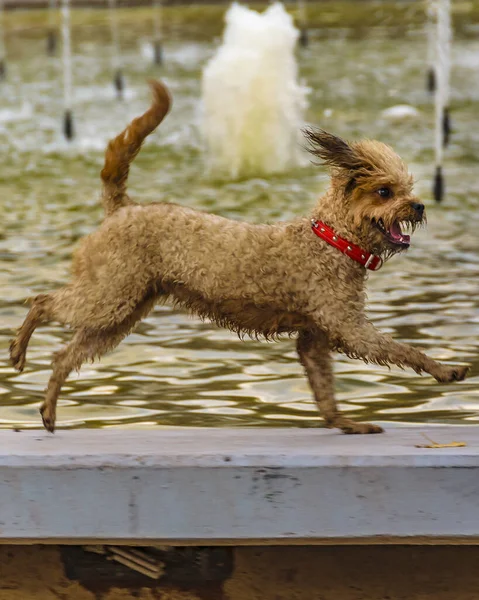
[{"left": 311, "top": 220, "right": 383, "bottom": 271}]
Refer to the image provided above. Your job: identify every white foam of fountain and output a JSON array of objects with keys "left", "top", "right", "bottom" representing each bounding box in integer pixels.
[{"left": 201, "top": 2, "right": 309, "bottom": 179}]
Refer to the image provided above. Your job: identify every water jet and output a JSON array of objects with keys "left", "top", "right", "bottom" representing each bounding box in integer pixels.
[{"left": 201, "top": 2, "right": 308, "bottom": 179}]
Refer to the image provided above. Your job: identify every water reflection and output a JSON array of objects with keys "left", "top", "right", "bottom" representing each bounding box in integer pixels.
[{"left": 0, "top": 6, "right": 478, "bottom": 429}]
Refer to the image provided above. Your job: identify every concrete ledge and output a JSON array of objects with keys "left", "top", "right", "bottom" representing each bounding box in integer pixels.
[{"left": 1, "top": 427, "right": 479, "bottom": 544}]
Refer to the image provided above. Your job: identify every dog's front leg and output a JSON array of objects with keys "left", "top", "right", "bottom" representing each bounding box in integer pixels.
[
  {"left": 333, "top": 319, "right": 469, "bottom": 383},
  {"left": 297, "top": 330, "right": 383, "bottom": 434}
]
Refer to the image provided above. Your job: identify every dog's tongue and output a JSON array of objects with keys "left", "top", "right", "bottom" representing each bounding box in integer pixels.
[{"left": 389, "top": 221, "right": 410, "bottom": 244}]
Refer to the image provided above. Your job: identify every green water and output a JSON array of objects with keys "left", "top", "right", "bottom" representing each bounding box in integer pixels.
[{"left": 0, "top": 3, "right": 478, "bottom": 430}]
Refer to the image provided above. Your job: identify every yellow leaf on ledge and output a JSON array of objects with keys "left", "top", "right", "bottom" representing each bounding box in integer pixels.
[{"left": 415, "top": 433, "right": 467, "bottom": 449}]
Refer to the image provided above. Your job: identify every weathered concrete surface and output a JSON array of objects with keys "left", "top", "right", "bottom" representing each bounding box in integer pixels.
[
  {"left": 0, "top": 427, "right": 478, "bottom": 544},
  {"left": 2, "top": 545, "right": 479, "bottom": 599}
]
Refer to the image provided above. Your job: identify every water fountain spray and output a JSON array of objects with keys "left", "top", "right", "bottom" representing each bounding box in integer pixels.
[
  {"left": 297, "top": 0, "right": 308, "bottom": 47},
  {"left": 61, "top": 0, "right": 74, "bottom": 140},
  {"left": 425, "top": 0, "right": 436, "bottom": 93},
  {"left": 202, "top": 3, "right": 308, "bottom": 179},
  {"left": 433, "top": 0, "right": 451, "bottom": 202},
  {"left": 0, "top": 0, "right": 6, "bottom": 80},
  {"left": 152, "top": 0, "right": 163, "bottom": 66},
  {"left": 47, "top": 0, "right": 58, "bottom": 56},
  {"left": 108, "top": 0, "right": 124, "bottom": 100}
]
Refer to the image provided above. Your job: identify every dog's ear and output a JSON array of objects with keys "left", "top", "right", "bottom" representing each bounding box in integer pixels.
[{"left": 302, "top": 128, "right": 363, "bottom": 173}]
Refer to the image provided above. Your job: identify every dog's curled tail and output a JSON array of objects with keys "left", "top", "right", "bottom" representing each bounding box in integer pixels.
[{"left": 100, "top": 79, "right": 172, "bottom": 216}]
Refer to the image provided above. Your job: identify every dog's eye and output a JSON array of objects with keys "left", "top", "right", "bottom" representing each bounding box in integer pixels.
[{"left": 377, "top": 187, "right": 392, "bottom": 199}]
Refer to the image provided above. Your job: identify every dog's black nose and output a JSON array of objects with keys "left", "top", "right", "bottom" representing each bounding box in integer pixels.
[{"left": 411, "top": 202, "right": 425, "bottom": 217}]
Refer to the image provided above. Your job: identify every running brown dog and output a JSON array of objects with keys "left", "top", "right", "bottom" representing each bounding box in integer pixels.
[{"left": 10, "top": 80, "right": 469, "bottom": 433}]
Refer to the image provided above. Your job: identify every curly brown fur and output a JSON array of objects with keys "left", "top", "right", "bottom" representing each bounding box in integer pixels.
[
  {"left": 101, "top": 79, "right": 171, "bottom": 216},
  {"left": 10, "top": 81, "right": 469, "bottom": 433}
]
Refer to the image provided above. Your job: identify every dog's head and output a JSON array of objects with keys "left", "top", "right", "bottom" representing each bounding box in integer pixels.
[{"left": 304, "top": 128, "right": 425, "bottom": 257}]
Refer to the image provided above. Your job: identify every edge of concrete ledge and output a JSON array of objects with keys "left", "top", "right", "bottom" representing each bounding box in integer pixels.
[
  {"left": 1, "top": 426, "right": 478, "bottom": 467},
  {"left": 1, "top": 427, "right": 479, "bottom": 544}
]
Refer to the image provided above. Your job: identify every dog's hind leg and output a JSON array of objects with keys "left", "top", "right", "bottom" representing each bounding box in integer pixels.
[
  {"left": 10, "top": 283, "right": 117, "bottom": 372},
  {"left": 40, "top": 328, "right": 97, "bottom": 432},
  {"left": 10, "top": 294, "right": 55, "bottom": 372},
  {"left": 40, "top": 293, "right": 158, "bottom": 432},
  {"left": 297, "top": 330, "right": 383, "bottom": 434}
]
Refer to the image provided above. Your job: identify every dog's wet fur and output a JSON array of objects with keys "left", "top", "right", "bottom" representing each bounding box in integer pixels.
[{"left": 10, "top": 80, "right": 469, "bottom": 433}]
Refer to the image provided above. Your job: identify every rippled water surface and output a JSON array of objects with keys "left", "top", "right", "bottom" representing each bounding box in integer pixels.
[{"left": 0, "top": 3, "right": 478, "bottom": 429}]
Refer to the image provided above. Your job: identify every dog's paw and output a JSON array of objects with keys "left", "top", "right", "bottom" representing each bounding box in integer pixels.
[
  {"left": 434, "top": 365, "right": 469, "bottom": 384},
  {"left": 9, "top": 339, "right": 26, "bottom": 372},
  {"left": 40, "top": 403, "right": 56, "bottom": 434},
  {"left": 336, "top": 419, "right": 384, "bottom": 435}
]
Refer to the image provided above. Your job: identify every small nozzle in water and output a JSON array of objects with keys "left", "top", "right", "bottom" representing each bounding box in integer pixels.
[
  {"left": 299, "top": 28, "right": 308, "bottom": 47},
  {"left": 427, "top": 67, "right": 436, "bottom": 94},
  {"left": 201, "top": 3, "right": 309, "bottom": 179},
  {"left": 114, "top": 69, "right": 124, "bottom": 100},
  {"left": 433, "top": 165, "right": 444, "bottom": 203},
  {"left": 443, "top": 106, "right": 451, "bottom": 147},
  {"left": 63, "top": 109, "right": 74, "bottom": 140},
  {"left": 153, "top": 39, "right": 163, "bottom": 65},
  {"left": 47, "top": 30, "right": 57, "bottom": 56},
  {"left": 0, "top": 60, "right": 6, "bottom": 81}
]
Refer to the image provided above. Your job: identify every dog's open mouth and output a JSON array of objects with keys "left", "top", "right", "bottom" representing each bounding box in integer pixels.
[{"left": 373, "top": 218, "right": 411, "bottom": 248}]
